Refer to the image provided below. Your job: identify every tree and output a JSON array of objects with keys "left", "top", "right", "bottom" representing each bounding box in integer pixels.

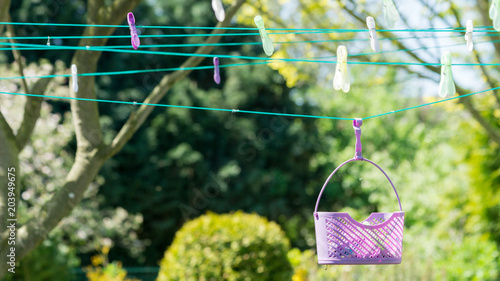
[{"left": 0, "top": 0, "right": 247, "bottom": 277}]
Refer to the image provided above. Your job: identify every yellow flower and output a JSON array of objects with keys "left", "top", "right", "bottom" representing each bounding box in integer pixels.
[{"left": 91, "top": 255, "right": 103, "bottom": 266}]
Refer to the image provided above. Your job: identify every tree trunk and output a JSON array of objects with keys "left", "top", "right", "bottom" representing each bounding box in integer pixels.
[{"left": 0, "top": 0, "right": 247, "bottom": 278}]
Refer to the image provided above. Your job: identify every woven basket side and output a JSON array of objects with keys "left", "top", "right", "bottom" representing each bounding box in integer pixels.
[{"left": 325, "top": 213, "right": 404, "bottom": 260}]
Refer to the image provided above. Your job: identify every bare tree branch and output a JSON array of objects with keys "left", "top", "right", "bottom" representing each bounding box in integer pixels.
[
  {"left": 256, "top": 2, "right": 438, "bottom": 88},
  {"left": 457, "top": 87, "right": 500, "bottom": 144},
  {"left": 341, "top": 0, "right": 440, "bottom": 74},
  {"left": 70, "top": 0, "right": 142, "bottom": 153},
  {"left": 0, "top": 1, "right": 17, "bottom": 276},
  {"left": 88, "top": 0, "right": 105, "bottom": 23},
  {"left": 4, "top": 16, "right": 57, "bottom": 150},
  {"left": 0, "top": 0, "right": 10, "bottom": 35},
  {"left": 14, "top": 148, "right": 108, "bottom": 267},
  {"left": 6, "top": 23, "right": 29, "bottom": 97},
  {"left": 448, "top": 2, "right": 500, "bottom": 107},
  {"left": 340, "top": 0, "right": 500, "bottom": 146},
  {"left": 0, "top": 111, "right": 19, "bottom": 278},
  {"left": 16, "top": 67, "right": 55, "bottom": 150},
  {"left": 106, "top": 0, "right": 248, "bottom": 158}
]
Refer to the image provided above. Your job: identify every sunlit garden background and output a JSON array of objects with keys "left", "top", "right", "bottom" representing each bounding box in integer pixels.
[{"left": 0, "top": 0, "right": 499, "bottom": 280}]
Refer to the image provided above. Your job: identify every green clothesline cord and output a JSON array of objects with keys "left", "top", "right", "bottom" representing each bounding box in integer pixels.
[
  {"left": 0, "top": 61, "right": 271, "bottom": 80},
  {"left": 2, "top": 34, "right": 494, "bottom": 50},
  {"left": 0, "top": 21, "right": 495, "bottom": 31},
  {"left": 363, "top": 87, "right": 500, "bottom": 120},
  {"left": 0, "top": 31, "right": 337, "bottom": 40},
  {"left": 312, "top": 39, "right": 500, "bottom": 59},
  {"left": 0, "top": 86, "right": 497, "bottom": 121},
  {"left": 2, "top": 39, "right": 498, "bottom": 81},
  {"left": 0, "top": 35, "right": 458, "bottom": 50},
  {"left": 0, "top": 91, "right": 354, "bottom": 121},
  {"left": 2, "top": 41, "right": 500, "bottom": 67},
  {"left": 0, "top": 37, "right": 485, "bottom": 81},
  {"left": 0, "top": 29, "right": 498, "bottom": 41}
]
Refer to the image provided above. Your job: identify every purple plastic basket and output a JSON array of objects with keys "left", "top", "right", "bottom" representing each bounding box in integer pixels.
[{"left": 313, "top": 119, "right": 405, "bottom": 265}]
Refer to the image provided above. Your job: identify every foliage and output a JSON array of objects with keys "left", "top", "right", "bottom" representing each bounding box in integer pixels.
[
  {"left": 157, "top": 211, "right": 293, "bottom": 281},
  {"left": 286, "top": 236, "right": 499, "bottom": 281},
  {"left": 3, "top": 233, "right": 79, "bottom": 281},
  {"left": 461, "top": 115, "right": 500, "bottom": 245},
  {"left": 287, "top": 248, "right": 316, "bottom": 281},
  {"left": 85, "top": 246, "right": 140, "bottom": 281}
]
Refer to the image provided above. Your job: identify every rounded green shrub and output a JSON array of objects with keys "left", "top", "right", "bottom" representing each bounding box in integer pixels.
[{"left": 157, "top": 211, "right": 293, "bottom": 281}]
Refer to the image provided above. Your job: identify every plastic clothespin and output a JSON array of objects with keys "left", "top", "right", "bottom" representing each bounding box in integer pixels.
[
  {"left": 353, "top": 118, "right": 363, "bottom": 160},
  {"left": 212, "top": 0, "right": 225, "bottom": 22},
  {"left": 439, "top": 51, "right": 455, "bottom": 98},
  {"left": 490, "top": 0, "right": 497, "bottom": 19},
  {"left": 254, "top": 15, "right": 274, "bottom": 56},
  {"left": 127, "top": 12, "right": 140, "bottom": 50},
  {"left": 366, "top": 16, "right": 379, "bottom": 52},
  {"left": 490, "top": 0, "right": 500, "bottom": 31},
  {"left": 213, "top": 57, "right": 221, "bottom": 84},
  {"left": 465, "top": 20, "right": 473, "bottom": 52},
  {"left": 71, "top": 64, "right": 78, "bottom": 93},
  {"left": 46, "top": 36, "right": 50, "bottom": 46},
  {"left": 382, "top": 0, "right": 400, "bottom": 28},
  {"left": 333, "top": 45, "right": 350, "bottom": 93}
]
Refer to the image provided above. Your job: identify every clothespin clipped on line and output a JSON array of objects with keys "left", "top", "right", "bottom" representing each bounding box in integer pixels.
[
  {"left": 71, "top": 64, "right": 78, "bottom": 93},
  {"left": 333, "top": 45, "right": 350, "bottom": 93},
  {"left": 490, "top": 0, "right": 500, "bottom": 31},
  {"left": 382, "top": 0, "right": 400, "bottom": 28},
  {"left": 465, "top": 20, "right": 473, "bottom": 52},
  {"left": 366, "top": 16, "right": 379, "bottom": 52},
  {"left": 127, "top": 12, "right": 140, "bottom": 50},
  {"left": 47, "top": 36, "right": 50, "bottom": 46},
  {"left": 254, "top": 15, "right": 274, "bottom": 56},
  {"left": 212, "top": 0, "right": 225, "bottom": 22},
  {"left": 213, "top": 57, "right": 221, "bottom": 84},
  {"left": 439, "top": 51, "right": 455, "bottom": 98}
]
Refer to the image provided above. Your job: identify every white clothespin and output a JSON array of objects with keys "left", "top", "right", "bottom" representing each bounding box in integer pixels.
[
  {"left": 333, "top": 45, "right": 350, "bottom": 93},
  {"left": 212, "top": 0, "right": 225, "bottom": 22},
  {"left": 47, "top": 36, "right": 51, "bottom": 46},
  {"left": 490, "top": 0, "right": 500, "bottom": 31},
  {"left": 382, "top": 0, "right": 400, "bottom": 28},
  {"left": 366, "top": 17, "right": 379, "bottom": 52},
  {"left": 439, "top": 51, "right": 455, "bottom": 98},
  {"left": 71, "top": 64, "right": 78, "bottom": 93},
  {"left": 465, "top": 20, "right": 473, "bottom": 52},
  {"left": 254, "top": 15, "right": 274, "bottom": 56}
]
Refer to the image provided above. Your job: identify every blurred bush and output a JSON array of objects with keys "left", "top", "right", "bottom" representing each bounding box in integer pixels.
[{"left": 157, "top": 211, "right": 293, "bottom": 281}]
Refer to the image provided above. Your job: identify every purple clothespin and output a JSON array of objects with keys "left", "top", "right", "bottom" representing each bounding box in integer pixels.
[
  {"left": 353, "top": 118, "right": 363, "bottom": 160},
  {"left": 213, "top": 57, "right": 221, "bottom": 84},
  {"left": 127, "top": 12, "right": 140, "bottom": 50}
]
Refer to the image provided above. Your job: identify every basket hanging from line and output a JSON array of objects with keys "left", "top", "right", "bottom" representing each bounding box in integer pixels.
[{"left": 313, "top": 119, "right": 405, "bottom": 265}]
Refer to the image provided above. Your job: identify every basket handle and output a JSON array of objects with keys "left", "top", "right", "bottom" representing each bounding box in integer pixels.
[{"left": 314, "top": 119, "right": 402, "bottom": 218}]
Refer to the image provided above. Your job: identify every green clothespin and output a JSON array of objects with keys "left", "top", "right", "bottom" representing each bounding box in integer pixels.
[
  {"left": 333, "top": 45, "right": 350, "bottom": 93},
  {"left": 439, "top": 52, "right": 455, "bottom": 98},
  {"left": 254, "top": 15, "right": 274, "bottom": 56},
  {"left": 490, "top": 0, "right": 500, "bottom": 31},
  {"left": 383, "top": 0, "right": 400, "bottom": 28}
]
